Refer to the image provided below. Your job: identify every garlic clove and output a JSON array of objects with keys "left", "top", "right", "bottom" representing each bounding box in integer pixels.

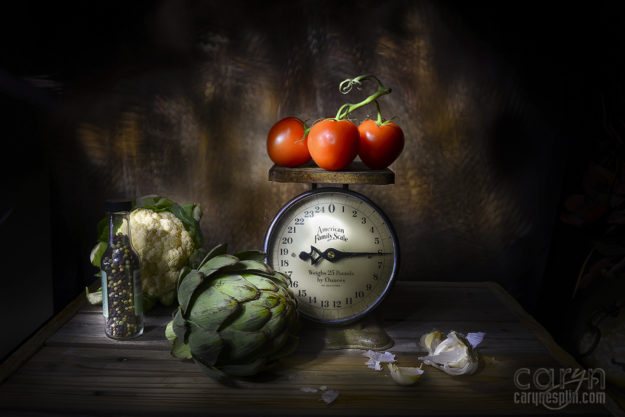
[
  {"left": 420, "top": 330, "right": 442, "bottom": 354},
  {"left": 387, "top": 363, "right": 424, "bottom": 386}
]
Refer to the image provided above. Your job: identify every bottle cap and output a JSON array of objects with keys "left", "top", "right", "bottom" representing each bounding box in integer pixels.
[{"left": 105, "top": 199, "right": 132, "bottom": 212}]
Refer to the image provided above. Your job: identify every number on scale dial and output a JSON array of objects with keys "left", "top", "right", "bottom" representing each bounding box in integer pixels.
[{"left": 264, "top": 188, "right": 399, "bottom": 324}]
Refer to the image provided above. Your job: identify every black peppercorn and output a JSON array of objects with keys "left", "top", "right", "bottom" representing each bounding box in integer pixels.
[{"left": 101, "top": 202, "right": 144, "bottom": 340}]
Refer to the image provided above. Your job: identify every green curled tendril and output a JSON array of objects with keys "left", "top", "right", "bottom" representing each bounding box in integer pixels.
[{"left": 334, "top": 74, "right": 392, "bottom": 124}]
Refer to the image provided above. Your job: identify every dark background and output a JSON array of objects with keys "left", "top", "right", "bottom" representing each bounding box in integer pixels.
[{"left": 1, "top": 0, "right": 624, "bottom": 383}]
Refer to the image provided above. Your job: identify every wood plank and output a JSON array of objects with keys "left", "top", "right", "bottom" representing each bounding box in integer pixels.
[
  {"left": 485, "top": 282, "right": 581, "bottom": 366},
  {"left": 0, "top": 282, "right": 613, "bottom": 416},
  {"left": 486, "top": 281, "right": 625, "bottom": 417},
  {"left": 268, "top": 161, "right": 395, "bottom": 185},
  {"left": 377, "top": 282, "right": 519, "bottom": 322},
  {"left": 0, "top": 288, "right": 86, "bottom": 384},
  {"left": 45, "top": 309, "right": 173, "bottom": 351},
  {"left": 48, "top": 307, "right": 548, "bottom": 356},
  {"left": 0, "top": 345, "right": 603, "bottom": 416}
]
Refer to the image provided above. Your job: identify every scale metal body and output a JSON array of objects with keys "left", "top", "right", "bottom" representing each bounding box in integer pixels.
[{"left": 264, "top": 162, "right": 399, "bottom": 349}]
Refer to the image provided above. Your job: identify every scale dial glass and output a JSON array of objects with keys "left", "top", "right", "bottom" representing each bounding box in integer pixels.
[{"left": 264, "top": 188, "right": 399, "bottom": 324}]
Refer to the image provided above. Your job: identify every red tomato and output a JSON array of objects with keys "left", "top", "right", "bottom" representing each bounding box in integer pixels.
[
  {"left": 307, "top": 119, "right": 359, "bottom": 171},
  {"left": 266, "top": 117, "right": 311, "bottom": 167},
  {"left": 358, "top": 120, "right": 405, "bottom": 169}
]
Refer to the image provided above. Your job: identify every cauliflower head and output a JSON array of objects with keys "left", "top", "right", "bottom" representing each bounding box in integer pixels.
[{"left": 130, "top": 208, "right": 194, "bottom": 302}]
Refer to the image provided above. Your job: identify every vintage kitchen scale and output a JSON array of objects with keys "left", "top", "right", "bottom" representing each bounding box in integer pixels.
[{"left": 264, "top": 160, "right": 399, "bottom": 350}]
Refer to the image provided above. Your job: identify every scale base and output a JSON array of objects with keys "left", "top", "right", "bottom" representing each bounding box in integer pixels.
[{"left": 323, "top": 315, "right": 394, "bottom": 351}]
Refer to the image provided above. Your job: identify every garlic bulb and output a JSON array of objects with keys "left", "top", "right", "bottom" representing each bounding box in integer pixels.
[{"left": 418, "top": 331, "right": 484, "bottom": 376}]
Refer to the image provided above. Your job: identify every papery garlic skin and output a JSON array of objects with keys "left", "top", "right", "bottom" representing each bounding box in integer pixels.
[
  {"left": 363, "top": 350, "right": 396, "bottom": 371},
  {"left": 321, "top": 390, "right": 339, "bottom": 404},
  {"left": 466, "top": 332, "right": 485, "bottom": 348}
]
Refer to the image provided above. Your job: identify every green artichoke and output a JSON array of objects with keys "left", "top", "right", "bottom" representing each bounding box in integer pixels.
[{"left": 165, "top": 244, "right": 299, "bottom": 381}]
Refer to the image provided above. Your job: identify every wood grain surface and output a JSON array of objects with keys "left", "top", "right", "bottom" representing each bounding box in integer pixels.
[{"left": 0, "top": 282, "right": 615, "bottom": 416}]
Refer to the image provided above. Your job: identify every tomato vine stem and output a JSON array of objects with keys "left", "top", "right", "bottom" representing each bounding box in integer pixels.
[
  {"left": 374, "top": 100, "right": 384, "bottom": 125},
  {"left": 334, "top": 74, "right": 391, "bottom": 121}
]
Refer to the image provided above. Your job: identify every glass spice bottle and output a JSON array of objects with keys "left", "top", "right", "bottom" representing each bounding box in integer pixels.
[{"left": 100, "top": 200, "right": 144, "bottom": 339}]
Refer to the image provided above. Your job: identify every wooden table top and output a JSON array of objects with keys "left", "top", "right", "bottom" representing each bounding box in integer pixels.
[{"left": 0, "top": 281, "right": 618, "bottom": 416}]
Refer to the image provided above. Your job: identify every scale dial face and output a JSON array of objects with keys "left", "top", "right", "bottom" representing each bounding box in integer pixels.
[{"left": 264, "top": 188, "right": 399, "bottom": 324}]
